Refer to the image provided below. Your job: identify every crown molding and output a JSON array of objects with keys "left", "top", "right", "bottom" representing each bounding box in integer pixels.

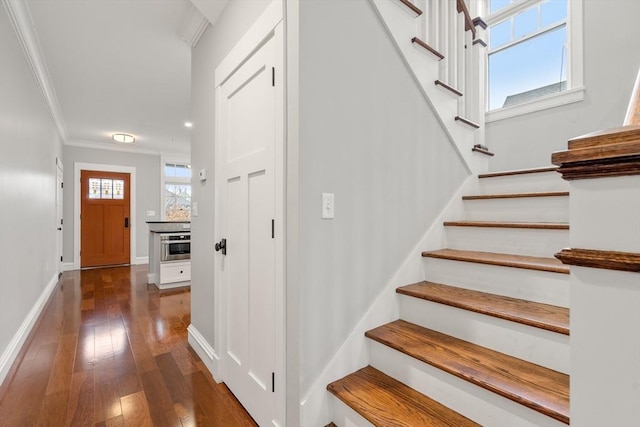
[
  {"left": 2, "top": 0, "right": 69, "bottom": 141},
  {"left": 65, "top": 139, "right": 161, "bottom": 156},
  {"left": 178, "top": 5, "right": 210, "bottom": 48},
  {"left": 65, "top": 138, "right": 190, "bottom": 157}
]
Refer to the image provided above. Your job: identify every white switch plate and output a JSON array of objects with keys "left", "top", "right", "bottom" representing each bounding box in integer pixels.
[
  {"left": 321, "top": 193, "right": 334, "bottom": 219},
  {"left": 199, "top": 169, "right": 206, "bottom": 181},
  {"left": 146, "top": 210, "right": 156, "bottom": 217},
  {"left": 192, "top": 202, "right": 198, "bottom": 217}
]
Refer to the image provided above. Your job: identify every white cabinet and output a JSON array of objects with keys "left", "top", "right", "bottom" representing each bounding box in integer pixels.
[{"left": 159, "top": 261, "right": 191, "bottom": 287}]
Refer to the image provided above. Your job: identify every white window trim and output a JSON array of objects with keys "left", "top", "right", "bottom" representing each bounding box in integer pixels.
[
  {"left": 160, "top": 154, "right": 191, "bottom": 221},
  {"left": 485, "top": 0, "right": 584, "bottom": 120},
  {"left": 486, "top": 85, "right": 585, "bottom": 122}
]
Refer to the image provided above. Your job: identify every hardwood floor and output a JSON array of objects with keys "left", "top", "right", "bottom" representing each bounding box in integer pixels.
[{"left": 0, "top": 265, "right": 257, "bottom": 427}]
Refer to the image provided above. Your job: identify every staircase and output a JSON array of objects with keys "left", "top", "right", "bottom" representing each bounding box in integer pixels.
[{"left": 327, "top": 166, "right": 571, "bottom": 426}]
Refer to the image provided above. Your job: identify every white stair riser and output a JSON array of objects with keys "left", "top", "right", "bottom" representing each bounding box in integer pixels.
[
  {"left": 478, "top": 172, "right": 569, "bottom": 194},
  {"left": 445, "top": 226, "right": 569, "bottom": 258},
  {"left": 398, "top": 295, "right": 570, "bottom": 374},
  {"left": 423, "top": 257, "right": 570, "bottom": 307},
  {"left": 369, "top": 341, "right": 567, "bottom": 427},
  {"left": 329, "top": 394, "right": 374, "bottom": 427},
  {"left": 462, "top": 196, "right": 569, "bottom": 222}
]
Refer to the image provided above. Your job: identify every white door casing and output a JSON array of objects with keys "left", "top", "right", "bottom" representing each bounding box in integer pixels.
[
  {"left": 73, "top": 162, "right": 137, "bottom": 270},
  {"left": 214, "top": 3, "right": 285, "bottom": 426},
  {"left": 56, "top": 159, "right": 64, "bottom": 274}
]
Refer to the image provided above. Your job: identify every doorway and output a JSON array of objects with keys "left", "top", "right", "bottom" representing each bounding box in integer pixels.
[
  {"left": 80, "top": 170, "right": 131, "bottom": 268},
  {"left": 73, "top": 163, "right": 137, "bottom": 270},
  {"left": 56, "top": 159, "right": 64, "bottom": 275},
  {"left": 214, "top": 3, "right": 285, "bottom": 425}
]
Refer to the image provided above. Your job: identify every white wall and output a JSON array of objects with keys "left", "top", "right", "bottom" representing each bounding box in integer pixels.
[
  {"left": 486, "top": 0, "right": 640, "bottom": 170},
  {"left": 297, "top": 0, "right": 469, "bottom": 397},
  {"left": 189, "top": 0, "right": 271, "bottom": 368},
  {"left": 0, "top": 4, "right": 63, "bottom": 383},
  {"left": 62, "top": 145, "right": 161, "bottom": 262}
]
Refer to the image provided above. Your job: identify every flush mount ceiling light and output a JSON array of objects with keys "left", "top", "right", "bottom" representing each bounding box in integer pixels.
[
  {"left": 184, "top": 122, "right": 193, "bottom": 128},
  {"left": 112, "top": 133, "right": 135, "bottom": 143}
]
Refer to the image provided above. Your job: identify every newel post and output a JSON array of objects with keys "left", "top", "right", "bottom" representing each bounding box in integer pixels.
[
  {"left": 469, "top": 16, "right": 486, "bottom": 147},
  {"left": 552, "top": 126, "right": 640, "bottom": 426}
]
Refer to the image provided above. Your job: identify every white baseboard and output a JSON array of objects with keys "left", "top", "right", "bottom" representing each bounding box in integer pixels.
[
  {"left": 188, "top": 324, "right": 221, "bottom": 381},
  {"left": 300, "top": 175, "right": 477, "bottom": 426},
  {"left": 135, "top": 256, "right": 149, "bottom": 265},
  {"left": 0, "top": 273, "right": 59, "bottom": 386},
  {"left": 156, "top": 281, "right": 191, "bottom": 291},
  {"left": 62, "top": 262, "right": 74, "bottom": 272}
]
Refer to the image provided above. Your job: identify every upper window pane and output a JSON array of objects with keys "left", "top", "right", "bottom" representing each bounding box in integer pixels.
[
  {"left": 164, "top": 162, "right": 191, "bottom": 179},
  {"left": 490, "top": 20, "right": 512, "bottom": 49},
  {"left": 489, "top": 25, "right": 567, "bottom": 110},
  {"left": 490, "top": 0, "right": 515, "bottom": 14},
  {"left": 514, "top": 7, "right": 538, "bottom": 39},
  {"left": 540, "top": 0, "right": 567, "bottom": 27}
]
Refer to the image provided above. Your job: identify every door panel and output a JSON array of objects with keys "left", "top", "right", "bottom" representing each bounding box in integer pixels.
[
  {"left": 81, "top": 171, "right": 130, "bottom": 267},
  {"left": 219, "top": 32, "right": 277, "bottom": 426},
  {"left": 56, "top": 163, "right": 64, "bottom": 273}
]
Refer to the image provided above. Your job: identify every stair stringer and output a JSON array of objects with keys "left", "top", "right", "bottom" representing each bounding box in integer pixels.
[
  {"left": 300, "top": 174, "right": 478, "bottom": 427},
  {"left": 368, "top": 0, "right": 487, "bottom": 175}
]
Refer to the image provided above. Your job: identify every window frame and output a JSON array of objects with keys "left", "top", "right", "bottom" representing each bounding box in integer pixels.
[
  {"left": 160, "top": 155, "right": 192, "bottom": 221},
  {"left": 484, "top": 0, "right": 584, "bottom": 122}
]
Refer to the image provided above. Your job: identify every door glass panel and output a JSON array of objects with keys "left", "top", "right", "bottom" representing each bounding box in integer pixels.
[
  {"left": 89, "top": 178, "right": 101, "bottom": 199},
  {"left": 113, "top": 179, "right": 124, "bottom": 199},
  {"left": 101, "top": 179, "right": 113, "bottom": 199}
]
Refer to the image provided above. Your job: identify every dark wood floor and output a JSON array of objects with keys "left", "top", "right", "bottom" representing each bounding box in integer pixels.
[{"left": 0, "top": 265, "right": 257, "bottom": 426}]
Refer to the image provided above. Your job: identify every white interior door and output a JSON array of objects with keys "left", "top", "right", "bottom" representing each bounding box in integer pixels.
[
  {"left": 56, "top": 161, "right": 64, "bottom": 275},
  {"left": 217, "top": 29, "right": 278, "bottom": 426}
]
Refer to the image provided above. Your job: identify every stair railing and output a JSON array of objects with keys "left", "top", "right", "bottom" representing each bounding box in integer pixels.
[{"left": 418, "top": 0, "right": 487, "bottom": 128}]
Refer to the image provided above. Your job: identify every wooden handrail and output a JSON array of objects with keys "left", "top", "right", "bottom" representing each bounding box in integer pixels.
[
  {"left": 456, "top": 0, "right": 476, "bottom": 39},
  {"left": 624, "top": 68, "right": 640, "bottom": 126}
]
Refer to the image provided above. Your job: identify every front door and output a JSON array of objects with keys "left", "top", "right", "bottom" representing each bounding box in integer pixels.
[
  {"left": 80, "top": 170, "right": 131, "bottom": 267},
  {"left": 217, "top": 27, "right": 279, "bottom": 426}
]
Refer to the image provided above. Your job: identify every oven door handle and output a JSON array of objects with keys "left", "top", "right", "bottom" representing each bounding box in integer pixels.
[{"left": 161, "top": 240, "right": 191, "bottom": 244}]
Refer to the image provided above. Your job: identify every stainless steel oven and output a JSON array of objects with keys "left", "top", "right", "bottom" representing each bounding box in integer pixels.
[{"left": 160, "top": 233, "right": 190, "bottom": 262}]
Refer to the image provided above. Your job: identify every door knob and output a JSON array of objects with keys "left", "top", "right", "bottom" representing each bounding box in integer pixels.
[{"left": 215, "top": 238, "right": 227, "bottom": 255}]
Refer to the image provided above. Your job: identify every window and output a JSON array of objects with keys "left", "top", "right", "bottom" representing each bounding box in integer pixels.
[
  {"left": 486, "top": 0, "right": 583, "bottom": 115},
  {"left": 163, "top": 161, "right": 191, "bottom": 221},
  {"left": 88, "top": 178, "right": 124, "bottom": 199}
]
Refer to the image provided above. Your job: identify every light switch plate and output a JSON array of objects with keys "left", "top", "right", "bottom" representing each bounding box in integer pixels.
[
  {"left": 199, "top": 169, "right": 206, "bottom": 181},
  {"left": 192, "top": 202, "right": 198, "bottom": 217},
  {"left": 146, "top": 210, "right": 156, "bottom": 217},
  {"left": 321, "top": 193, "right": 334, "bottom": 219}
]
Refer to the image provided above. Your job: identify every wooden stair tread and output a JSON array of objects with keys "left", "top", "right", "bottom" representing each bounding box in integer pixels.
[
  {"left": 397, "top": 281, "right": 569, "bottom": 335},
  {"left": 365, "top": 321, "right": 570, "bottom": 424},
  {"left": 455, "top": 115, "right": 480, "bottom": 129},
  {"left": 327, "top": 366, "right": 480, "bottom": 427},
  {"left": 462, "top": 191, "right": 569, "bottom": 200},
  {"left": 422, "top": 249, "right": 569, "bottom": 274},
  {"left": 397, "top": 0, "right": 423, "bottom": 16},
  {"left": 478, "top": 166, "right": 558, "bottom": 178},
  {"left": 443, "top": 220, "right": 569, "bottom": 230},
  {"left": 411, "top": 37, "right": 444, "bottom": 60}
]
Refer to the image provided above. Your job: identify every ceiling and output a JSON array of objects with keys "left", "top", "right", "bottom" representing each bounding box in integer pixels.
[{"left": 25, "top": 0, "right": 212, "bottom": 155}]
